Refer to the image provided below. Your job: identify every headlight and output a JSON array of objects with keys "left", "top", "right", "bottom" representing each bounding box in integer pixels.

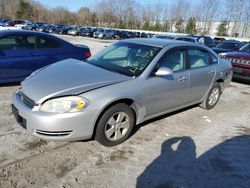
[{"left": 40, "top": 96, "right": 89, "bottom": 113}]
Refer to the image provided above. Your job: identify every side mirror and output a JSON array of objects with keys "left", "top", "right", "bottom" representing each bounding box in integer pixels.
[{"left": 155, "top": 67, "right": 173, "bottom": 77}]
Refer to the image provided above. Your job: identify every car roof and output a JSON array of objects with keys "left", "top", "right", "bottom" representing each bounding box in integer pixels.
[
  {"left": 0, "top": 30, "right": 71, "bottom": 46},
  {"left": 121, "top": 38, "right": 200, "bottom": 48},
  {"left": 0, "top": 30, "right": 38, "bottom": 36},
  {"left": 0, "top": 29, "right": 56, "bottom": 37}
]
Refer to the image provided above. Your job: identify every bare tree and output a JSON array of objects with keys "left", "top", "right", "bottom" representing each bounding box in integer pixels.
[{"left": 198, "top": 0, "right": 221, "bottom": 34}]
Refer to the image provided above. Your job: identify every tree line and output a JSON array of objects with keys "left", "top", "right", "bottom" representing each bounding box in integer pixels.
[{"left": 1, "top": 0, "right": 250, "bottom": 37}]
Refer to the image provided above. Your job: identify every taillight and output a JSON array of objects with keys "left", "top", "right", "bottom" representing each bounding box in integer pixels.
[{"left": 85, "top": 50, "right": 91, "bottom": 58}]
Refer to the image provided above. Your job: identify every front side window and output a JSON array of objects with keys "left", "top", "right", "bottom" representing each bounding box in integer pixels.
[
  {"left": 0, "top": 35, "right": 36, "bottom": 50},
  {"left": 188, "top": 49, "right": 209, "bottom": 69},
  {"left": 87, "top": 42, "right": 161, "bottom": 77},
  {"left": 158, "top": 50, "right": 185, "bottom": 72},
  {"left": 37, "top": 36, "right": 61, "bottom": 49}
]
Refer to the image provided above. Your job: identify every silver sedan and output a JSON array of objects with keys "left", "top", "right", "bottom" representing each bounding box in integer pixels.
[{"left": 12, "top": 39, "right": 232, "bottom": 146}]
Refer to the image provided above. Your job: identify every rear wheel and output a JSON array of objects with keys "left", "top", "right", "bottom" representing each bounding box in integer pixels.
[
  {"left": 200, "top": 82, "right": 221, "bottom": 110},
  {"left": 95, "top": 103, "right": 135, "bottom": 147}
]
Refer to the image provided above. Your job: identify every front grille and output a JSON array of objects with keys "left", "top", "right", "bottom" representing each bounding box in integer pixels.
[
  {"left": 226, "top": 57, "right": 250, "bottom": 66},
  {"left": 35, "top": 129, "right": 73, "bottom": 137},
  {"left": 19, "top": 92, "right": 35, "bottom": 108},
  {"left": 12, "top": 104, "right": 27, "bottom": 129}
]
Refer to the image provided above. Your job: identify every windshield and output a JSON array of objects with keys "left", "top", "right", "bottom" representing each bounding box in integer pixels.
[
  {"left": 239, "top": 43, "right": 250, "bottom": 53},
  {"left": 217, "top": 42, "right": 239, "bottom": 49},
  {"left": 87, "top": 42, "right": 161, "bottom": 77}
]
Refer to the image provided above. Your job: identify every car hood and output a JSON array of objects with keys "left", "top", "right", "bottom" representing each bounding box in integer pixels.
[
  {"left": 224, "top": 51, "right": 250, "bottom": 60},
  {"left": 21, "top": 59, "right": 132, "bottom": 104}
]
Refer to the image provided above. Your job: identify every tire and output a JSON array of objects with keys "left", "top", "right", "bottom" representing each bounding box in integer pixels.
[
  {"left": 95, "top": 103, "right": 135, "bottom": 147},
  {"left": 200, "top": 82, "right": 221, "bottom": 110}
]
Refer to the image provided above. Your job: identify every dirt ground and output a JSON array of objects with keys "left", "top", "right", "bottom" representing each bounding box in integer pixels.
[{"left": 0, "top": 35, "right": 250, "bottom": 188}]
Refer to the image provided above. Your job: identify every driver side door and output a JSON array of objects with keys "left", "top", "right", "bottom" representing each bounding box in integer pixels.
[{"left": 144, "top": 48, "right": 189, "bottom": 118}]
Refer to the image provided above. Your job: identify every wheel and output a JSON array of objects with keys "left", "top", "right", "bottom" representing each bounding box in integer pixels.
[
  {"left": 200, "top": 82, "right": 221, "bottom": 110},
  {"left": 95, "top": 103, "right": 135, "bottom": 147}
]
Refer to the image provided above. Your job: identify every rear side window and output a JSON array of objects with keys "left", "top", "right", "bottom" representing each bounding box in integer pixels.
[
  {"left": 0, "top": 35, "right": 36, "bottom": 50},
  {"left": 188, "top": 49, "right": 209, "bottom": 68},
  {"left": 158, "top": 49, "right": 186, "bottom": 72},
  {"left": 37, "top": 36, "right": 61, "bottom": 49}
]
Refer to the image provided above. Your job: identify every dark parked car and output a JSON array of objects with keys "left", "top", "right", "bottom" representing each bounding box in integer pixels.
[
  {"left": 0, "top": 30, "right": 91, "bottom": 83},
  {"left": 57, "top": 26, "right": 74, "bottom": 35},
  {"left": 53, "top": 25, "right": 66, "bottom": 34},
  {"left": 42, "top": 25, "right": 57, "bottom": 33},
  {"left": 0, "top": 20, "right": 9, "bottom": 26},
  {"left": 79, "top": 27, "right": 97, "bottom": 37},
  {"left": 35, "top": 22, "right": 48, "bottom": 31},
  {"left": 188, "top": 35, "right": 216, "bottom": 48},
  {"left": 112, "top": 30, "right": 128, "bottom": 39},
  {"left": 220, "top": 42, "right": 250, "bottom": 81},
  {"left": 212, "top": 40, "right": 241, "bottom": 54},
  {"left": 37, "top": 24, "right": 50, "bottom": 32},
  {"left": 214, "top": 37, "right": 226, "bottom": 45}
]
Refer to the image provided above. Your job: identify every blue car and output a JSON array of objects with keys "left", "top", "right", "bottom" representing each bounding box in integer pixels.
[{"left": 0, "top": 30, "right": 91, "bottom": 83}]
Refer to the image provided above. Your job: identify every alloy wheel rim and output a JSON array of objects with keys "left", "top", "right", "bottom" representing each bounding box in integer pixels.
[
  {"left": 208, "top": 87, "right": 219, "bottom": 106},
  {"left": 104, "top": 112, "right": 130, "bottom": 141}
]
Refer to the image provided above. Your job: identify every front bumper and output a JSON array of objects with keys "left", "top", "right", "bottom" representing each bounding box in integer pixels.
[{"left": 12, "top": 92, "right": 97, "bottom": 141}]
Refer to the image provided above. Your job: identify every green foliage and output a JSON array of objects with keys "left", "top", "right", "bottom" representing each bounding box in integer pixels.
[
  {"left": 175, "top": 18, "right": 184, "bottom": 33},
  {"left": 185, "top": 17, "right": 197, "bottom": 34},
  {"left": 16, "top": 0, "right": 34, "bottom": 20},
  {"left": 216, "top": 21, "right": 228, "bottom": 36},
  {"left": 142, "top": 21, "right": 150, "bottom": 30},
  {"left": 162, "top": 21, "right": 170, "bottom": 32}
]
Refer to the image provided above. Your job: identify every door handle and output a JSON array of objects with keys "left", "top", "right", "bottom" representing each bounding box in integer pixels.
[
  {"left": 178, "top": 76, "right": 188, "bottom": 82},
  {"left": 209, "top": 70, "right": 215, "bottom": 74}
]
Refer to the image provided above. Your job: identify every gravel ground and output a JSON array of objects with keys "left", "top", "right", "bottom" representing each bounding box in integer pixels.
[{"left": 0, "top": 35, "right": 250, "bottom": 188}]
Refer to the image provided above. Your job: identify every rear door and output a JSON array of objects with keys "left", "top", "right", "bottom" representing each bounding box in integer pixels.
[
  {"left": 0, "top": 34, "right": 38, "bottom": 82},
  {"left": 185, "top": 48, "right": 216, "bottom": 104}
]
